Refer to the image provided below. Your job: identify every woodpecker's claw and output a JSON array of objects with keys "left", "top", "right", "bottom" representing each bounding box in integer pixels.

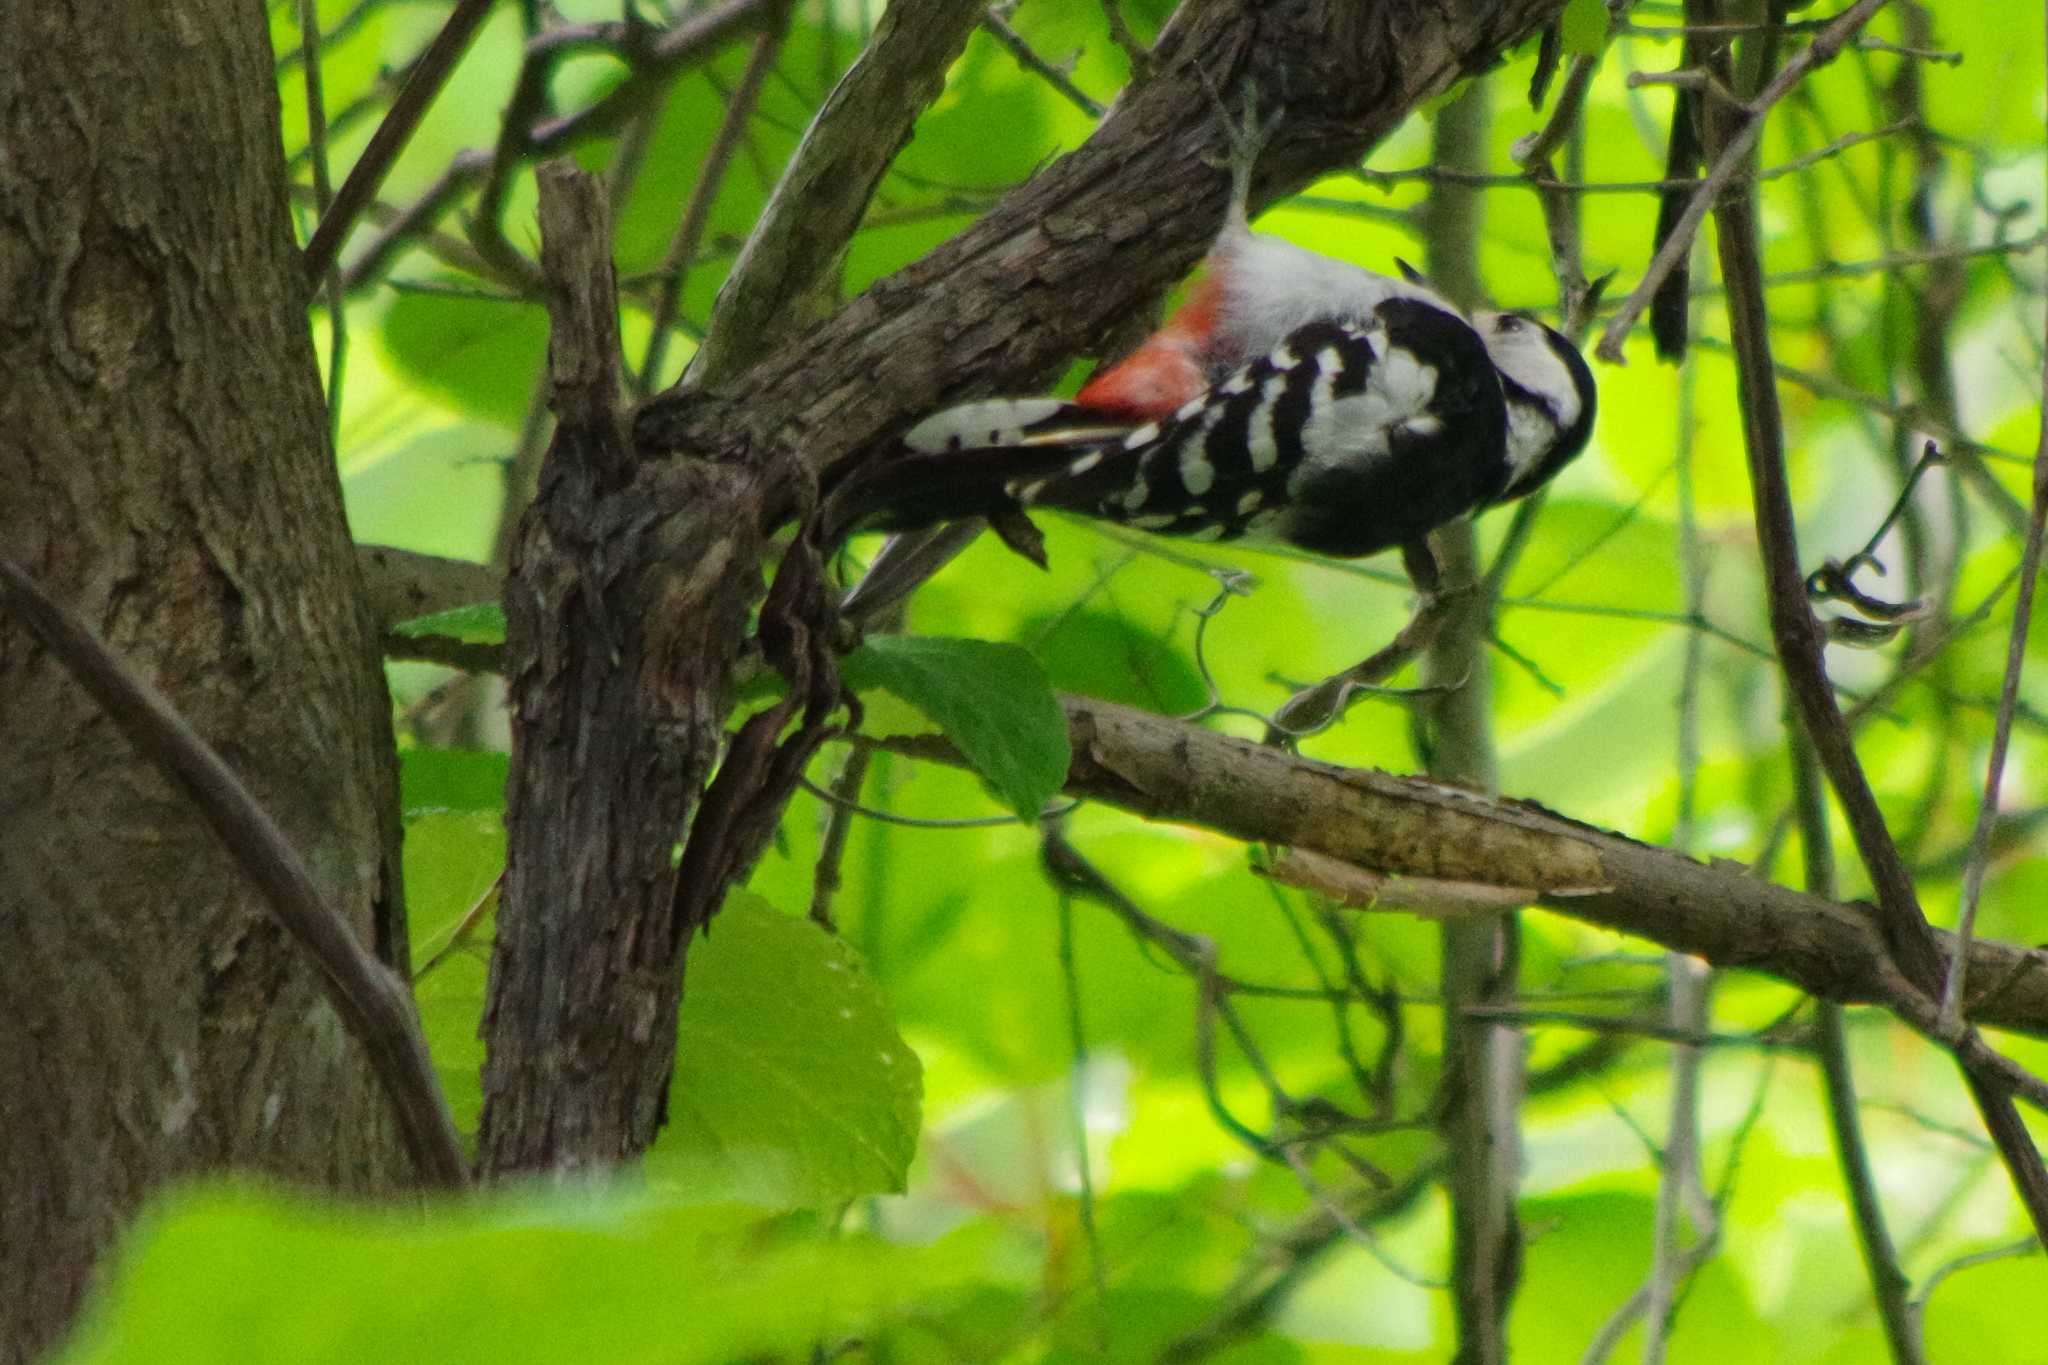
[{"left": 1196, "top": 78, "right": 1284, "bottom": 225}]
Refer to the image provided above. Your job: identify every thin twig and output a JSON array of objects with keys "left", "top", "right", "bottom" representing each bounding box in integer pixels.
[
  {"left": 1701, "top": 14, "right": 2048, "bottom": 1240},
  {"left": 0, "top": 554, "right": 467, "bottom": 1187},
  {"left": 1910, "top": 1238, "right": 2043, "bottom": 1315},
  {"left": 1043, "top": 826, "right": 1113, "bottom": 1351},
  {"left": 1361, "top": 120, "right": 1908, "bottom": 194},
  {"left": 1097, "top": 0, "right": 1152, "bottom": 83},
  {"left": 302, "top": 0, "right": 498, "bottom": 280},
  {"left": 297, "top": 0, "right": 348, "bottom": 439},
  {"left": 1795, "top": 730, "right": 1926, "bottom": 1363},
  {"left": 1940, "top": 339, "right": 2048, "bottom": 1031},
  {"left": 1264, "top": 587, "right": 1460, "bottom": 739},
  {"left": 525, "top": 0, "right": 782, "bottom": 155},
  {"left": 979, "top": 12, "right": 1105, "bottom": 118},
  {"left": 465, "top": 20, "right": 558, "bottom": 296},
  {"left": 1644, "top": 317, "right": 1715, "bottom": 1363},
  {"left": 336, "top": 0, "right": 781, "bottom": 291},
  {"left": 1596, "top": 0, "right": 1896, "bottom": 363}
]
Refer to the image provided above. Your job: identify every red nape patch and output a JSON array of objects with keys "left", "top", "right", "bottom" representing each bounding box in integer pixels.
[{"left": 1074, "top": 273, "right": 1224, "bottom": 420}]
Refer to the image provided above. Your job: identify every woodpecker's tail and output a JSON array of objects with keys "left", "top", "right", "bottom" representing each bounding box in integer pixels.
[{"left": 824, "top": 399, "right": 1134, "bottom": 540}]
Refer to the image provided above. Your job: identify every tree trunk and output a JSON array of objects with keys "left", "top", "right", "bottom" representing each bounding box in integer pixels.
[{"left": 0, "top": 4, "right": 412, "bottom": 1357}]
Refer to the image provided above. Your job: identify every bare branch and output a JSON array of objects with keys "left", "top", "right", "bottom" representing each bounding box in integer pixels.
[
  {"left": 637, "top": 21, "right": 790, "bottom": 395},
  {"left": 1700, "top": 12, "right": 2048, "bottom": 1241},
  {"left": 1942, "top": 310, "right": 2048, "bottom": 1030},
  {"left": 881, "top": 694, "right": 2048, "bottom": 1040},
  {"left": 1596, "top": 0, "right": 1894, "bottom": 363},
  {"left": 981, "top": 12, "right": 1107, "bottom": 118},
  {"left": 336, "top": 0, "right": 784, "bottom": 291},
  {"left": 302, "top": 0, "right": 496, "bottom": 280}
]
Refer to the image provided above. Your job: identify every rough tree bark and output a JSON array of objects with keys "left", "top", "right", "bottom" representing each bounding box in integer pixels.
[
  {"left": 476, "top": 0, "right": 1576, "bottom": 1174},
  {"left": 0, "top": 5, "right": 411, "bottom": 1358}
]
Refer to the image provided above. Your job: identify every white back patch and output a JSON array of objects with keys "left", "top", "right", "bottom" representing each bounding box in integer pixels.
[{"left": 905, "top": 398, "right": 1071, "bottom": 452}]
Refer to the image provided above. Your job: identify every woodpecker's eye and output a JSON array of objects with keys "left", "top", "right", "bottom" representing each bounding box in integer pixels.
[{"left": 1494, "top": 314, "right": 1523, "bottom": 333}]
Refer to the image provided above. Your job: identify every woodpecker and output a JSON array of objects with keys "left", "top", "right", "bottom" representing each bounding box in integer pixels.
[{"left": 827, "top": 112, "right": 1597, "bottom": 564}]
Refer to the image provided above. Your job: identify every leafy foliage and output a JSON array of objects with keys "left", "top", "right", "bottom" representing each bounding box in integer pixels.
[
  {"left": 842, "top": 634, "right": 1072, "bottom": 820},
  {"left": 81, "top": 0, "right": 2048, "bottom": 1359},
  {"left": 653, "top": 893, "right": 923, "bottom": 1206}
]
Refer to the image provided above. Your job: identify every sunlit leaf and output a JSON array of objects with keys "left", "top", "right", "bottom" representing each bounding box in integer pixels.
[
  {"left": 842, "top": 635, "right": 1071, "bottom": 820},
  {"left": 58, "top": 1183, "right": 978, "bottom": 1365},
  {"left": 650, "top": 894, "right": 922, "bottom": 1207}
]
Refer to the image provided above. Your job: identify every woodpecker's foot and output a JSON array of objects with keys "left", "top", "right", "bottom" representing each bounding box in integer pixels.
[{"left": 1196, "top": 78, "right": 1283, "bottom": 223}]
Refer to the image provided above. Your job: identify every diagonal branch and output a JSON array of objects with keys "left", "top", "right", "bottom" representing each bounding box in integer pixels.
[
  {"left": 1941, "top": 327, "right": 2048, "bottom": 1029},
  {"left": 686, "top": 0, "right": 988, "bottom": 388},
  {"left": 635, "top": 20, "right": 791, "bottom": 396},
  {"left": 1594, "top": 0, "right": 1893, "bottom": 363},
  {"left": 879, "top": 694, "right": 2048, "bottom": 1043},
  {"left": 301, "top": 0, "right": 497, "bottom": 280},
  {"left": 1698, "top": 15, "right": 2048, "bottom": 1240},
  {"left": 635, "top": 0, "right": 1581, "bottom": 469},
  {"left": 0, "top": 554, "right": 467, "bottom": 1188}
]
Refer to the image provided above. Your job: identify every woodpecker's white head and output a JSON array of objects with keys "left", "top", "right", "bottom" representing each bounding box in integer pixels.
[{"left": 1471, "top": 310, "right": 1597, "bottom": 500}]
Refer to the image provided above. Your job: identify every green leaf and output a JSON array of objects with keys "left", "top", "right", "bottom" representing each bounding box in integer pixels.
[
  {"left": 1560, "top": 0, "right": 1610, "bottom": 56},
  {"left": 1026, "top": 609, "right": 1208, "bottom": 714},
  {"left": 58, "top": 1182, "right": 976, "bottom": 1365},
  {"left": 403, "top": 807, "right": 505, "bottom": 1140},
  {"left": 841, "top": 635, "right": 1070, "bottom": 820},
  {"left": 392, "top": 601, "right": 506, "bottom": 644},
  {"left": 649, "top": 894, "right": 922, "bottom": 1207},
  {"left": 379, "top": 288, "right": 545, "bottom": 429},
  {"left": 398, "top": 747, "right": 508, "bottom": 818}
]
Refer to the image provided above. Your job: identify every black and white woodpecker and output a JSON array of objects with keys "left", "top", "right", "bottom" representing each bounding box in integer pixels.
[{"left": 826, "top": 111, "right": 1597, "bottom": 566}]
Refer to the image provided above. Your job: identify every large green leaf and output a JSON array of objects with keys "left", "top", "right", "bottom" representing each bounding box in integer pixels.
[
  {"left": 56, "top": 1183, "right": 971, "bottom": 1365},
  {"left": 842, "top": 635, "right": 1071, "bottom": 820},
  {"left": 379, "top": 288, "right": 545, "bottom": 429},
  {"left": 649, "top": 894, "right": 922, "bottom": 1207}
]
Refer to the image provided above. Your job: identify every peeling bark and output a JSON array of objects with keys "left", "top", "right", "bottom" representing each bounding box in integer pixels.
[{"left": 477, "top": 0, "right": 1577, "bottom": 1174}]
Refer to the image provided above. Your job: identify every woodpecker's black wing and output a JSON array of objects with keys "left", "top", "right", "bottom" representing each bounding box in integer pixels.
[{"left": 830, "top": 302, "right": 1510, "bottom": 561}]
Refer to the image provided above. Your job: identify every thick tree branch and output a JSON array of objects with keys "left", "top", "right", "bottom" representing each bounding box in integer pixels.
[
  {"left": 634, "top": 0, "right": 1575, "bottom": 470},
  {"left": 0, "top": 555, "right": 467, "bottom": 1189},
  {"left": 479, "top": 165, "right": 769, "bottom": 1173},
  {"left": 881, "top": 695, "right": 2048, "bottom": 1042},
  {"left": 356, "top": 544, "right": 501, "bottom": 629},
  {"left": 358, "top": 542, "right": 2048, "bottom": 1050},
  {"left": 481, "top": 0, "right": 1593, "bottom": 1174}
]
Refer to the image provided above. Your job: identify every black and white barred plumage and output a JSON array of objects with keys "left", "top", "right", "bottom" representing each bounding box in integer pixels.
[
  {"left": 826, "top": 121, "right": 1597, "bottom": 563},
  {"left": 843, "top": 304, "right": 1511, "bottom": 559}
]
